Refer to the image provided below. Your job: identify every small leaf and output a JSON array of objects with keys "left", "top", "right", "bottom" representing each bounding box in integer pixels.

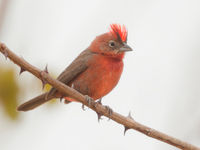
[{"left": 0, "top": 68, "right": 19, "bottom": 120}]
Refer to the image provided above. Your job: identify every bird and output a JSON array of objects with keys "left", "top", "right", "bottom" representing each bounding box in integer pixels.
[{"left": 17, "top": 24, "right": 132, "bottom": 111}]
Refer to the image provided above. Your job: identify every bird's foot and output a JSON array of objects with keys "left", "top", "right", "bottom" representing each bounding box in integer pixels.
[
  {"left": 82, "top": 95, "right": 93, "bottom": 111},
  {"left": 94, "top": 98, "right": 103, "bottom": 122},
  {"left": 85, "top": 95, "right": 93, "bottom": 106}
]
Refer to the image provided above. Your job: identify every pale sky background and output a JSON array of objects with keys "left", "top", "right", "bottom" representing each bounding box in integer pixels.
[{"left": 0, "top": 0, "right": 200, "bottom": 150}]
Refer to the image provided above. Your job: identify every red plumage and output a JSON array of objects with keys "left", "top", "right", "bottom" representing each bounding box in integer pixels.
[{"left": 64, "top": 53, "right": 124, "bottom": 102}]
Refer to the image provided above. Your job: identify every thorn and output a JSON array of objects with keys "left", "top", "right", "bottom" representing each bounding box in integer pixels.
[
  {"left": 127, "top": 111, "right": 134, "bottom": 120},
  {"left": 44, "top": 64, "right": 49, "bottom": 74},
  {"left": 123, "top": 112, "right": 133, "bottom": 135},
  {"left": 19, "top": 67, "right": 26, "bottom": 75},
  {"left": 124, "top": 126, "right": 130, "bottom": 135}
]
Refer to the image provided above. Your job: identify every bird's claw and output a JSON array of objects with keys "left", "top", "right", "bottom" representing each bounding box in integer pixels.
[
  {"left": 96, "top": 112, "right": 103, "bottom": 122},
  {"left": 93, "top": 98, "right": 103, "bottom": 122},
  {"left": 82, "top": 95, "right": 93, "bottom": 111},
  {"left": 85, "top": 95, "right": 93, "bottom": 106},
  {"left": 82, "top": 104, "right": 86, "bottom": 111}
]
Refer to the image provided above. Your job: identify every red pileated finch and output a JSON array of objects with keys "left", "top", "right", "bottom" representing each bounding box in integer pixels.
[{"left": 17, "top": 24, "right": 132, "bottom": 111}]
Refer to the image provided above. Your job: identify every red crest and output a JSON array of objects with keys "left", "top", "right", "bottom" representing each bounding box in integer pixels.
[{"left": 109, "top": 24, "right": 127, "bottom": 42}]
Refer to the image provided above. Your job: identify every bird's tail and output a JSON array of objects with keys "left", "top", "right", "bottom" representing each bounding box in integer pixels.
[{"left": 17, "top": 92, "right": 55, "bottom": 111}]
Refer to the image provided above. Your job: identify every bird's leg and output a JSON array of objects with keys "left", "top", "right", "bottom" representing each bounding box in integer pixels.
[
  {"left": 85, "top": 95, "right": 93, "bottom": 106},
  {"left": 82, "top": 95, "right": 93, "bottom": 111}
]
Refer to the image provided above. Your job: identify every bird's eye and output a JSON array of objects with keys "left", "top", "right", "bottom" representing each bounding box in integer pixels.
[{"left": 109, "top": 40, "right": 115, "bottom": 47}]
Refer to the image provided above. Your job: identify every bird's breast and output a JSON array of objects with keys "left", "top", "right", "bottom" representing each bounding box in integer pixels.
[{"left": 72, "top": 55, "right": 124, "bottom": 100}]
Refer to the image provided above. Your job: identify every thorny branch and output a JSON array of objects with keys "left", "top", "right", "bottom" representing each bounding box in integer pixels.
[{"left": 0, "top": 42, "right": 199, "bottom": 150}]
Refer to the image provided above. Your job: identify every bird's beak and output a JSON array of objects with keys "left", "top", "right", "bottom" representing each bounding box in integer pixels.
[{"left": 119, "top": 43, "right": 132, "bottom": 52}]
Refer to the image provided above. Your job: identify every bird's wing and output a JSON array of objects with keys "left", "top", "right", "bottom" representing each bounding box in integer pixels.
[{"left": 47, "top": 49, "right": 93, "bottom": 97}]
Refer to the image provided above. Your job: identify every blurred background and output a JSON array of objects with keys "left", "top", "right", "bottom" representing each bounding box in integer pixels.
[{"left": 0, "top": 0, "right": 200, "bottom": 149}]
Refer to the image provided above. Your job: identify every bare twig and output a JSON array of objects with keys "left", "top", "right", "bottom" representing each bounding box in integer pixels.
[{"left": 0, "top": 42, "right": 199, "bottom": 150}]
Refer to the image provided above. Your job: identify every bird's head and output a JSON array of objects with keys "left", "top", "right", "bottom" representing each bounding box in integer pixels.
[{"left": 89, "top": 24, "right": 132, "bottom": 60}]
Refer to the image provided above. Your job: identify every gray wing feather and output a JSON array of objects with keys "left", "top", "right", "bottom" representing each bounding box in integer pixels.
[{"left": 47, "top": 49, "right": 93, "bottom": 97}]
